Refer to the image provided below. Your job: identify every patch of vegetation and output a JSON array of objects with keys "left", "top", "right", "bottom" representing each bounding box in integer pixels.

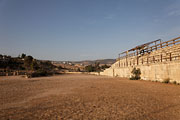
[
  {"left": 172, "top": 81, "right": 177, "bottom": 84},
  {"left": 0, "top": 56, "right": 24, "bottom": 70},
  {"left": 151, "top": 79, "right": 179, "bottom": 85},
  {"left": 162, "top": 78, "right": 170, "bottom": 84},
  {"left": 85, "top": 62, "right": 110, "bottom": 72},
  {"left": 28, "top": 70, "right": 53, "bottom": 78},
  {"left": 0, "top": 53, "right": 57, "bottom": 78},
  {"left": 101, "top": 64, "right": 110, "bottom": 70},
  {"left": 130, "top": 68, "right": 141, "bottom": 80}
]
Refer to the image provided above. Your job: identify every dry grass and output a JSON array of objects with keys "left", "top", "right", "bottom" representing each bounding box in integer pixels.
[{"left": 1, "top": 74, "right": 180, "bottom": 120}]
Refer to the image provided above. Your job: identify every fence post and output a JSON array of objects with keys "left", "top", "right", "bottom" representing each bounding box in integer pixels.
[
  {"left": 161, "top": 54, "right": 162, "bottom": 62},
  {"left": 153, "top": 56, "right": 155, "bottom": 63},
  {"left": 173, "top": 40, "right": 175, "bottom": 45},
  {"left": 137, "top": 56, "right": 139, "bottom": 65},
  {"left": 155, "top": 41, "right": 157, "bottom": 50},
  {"left": 113, "top": 69, "right": 114, "bottom": 77},
  {"left": 118, "top": 54, "right": 120, "bottom": 67},
  {"left": 170, "top": 53, "right": 172, "bottom": 61},
  {"left": 126, "top": 51, "right": 128, "bottom": 67},
  {"left": 136, "top": 50, "right": 139, "bottom": 65},
  {"left": 160, "top": 39, "right": 162, "bottom": 48}
]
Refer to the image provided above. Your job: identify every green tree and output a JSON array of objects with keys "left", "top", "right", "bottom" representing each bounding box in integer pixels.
[
  {"left": 32, "top": 60, "right": 39, "bottom": 70},
  {"left": 101, "top": 64, "right": 110, "bottom": 70},
  {"left": 39, "top": 61, "right": 54, "bottom": 71},
  {"left": 85, "top": 65, "right": 95, "bottom": 72},
  {"left": 24, "top": 56, "right": 34, "bottom": 70},
  {"left": 21, "top": 53, "right": 26, "bottom": 59}
]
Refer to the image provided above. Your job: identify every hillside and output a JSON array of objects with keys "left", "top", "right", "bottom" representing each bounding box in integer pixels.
[{"left": 53, "top": 59, "right": 116, "bottom": 66}]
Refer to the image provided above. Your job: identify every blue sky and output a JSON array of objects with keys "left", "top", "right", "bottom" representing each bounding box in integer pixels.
[{"left": 0, "top": 0, "right": 180, "bottom": 61}]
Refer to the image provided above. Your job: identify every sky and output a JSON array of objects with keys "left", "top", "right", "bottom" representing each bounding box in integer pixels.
[{"left": 0, "top": 0, "right": 180, "bottom": 61}]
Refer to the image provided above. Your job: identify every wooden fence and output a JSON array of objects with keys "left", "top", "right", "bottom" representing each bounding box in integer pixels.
[{"left": 117, "top": 37, "right": 180, "bottom": 67}]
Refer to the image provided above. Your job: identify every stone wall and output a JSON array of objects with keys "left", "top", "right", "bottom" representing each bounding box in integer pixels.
[
  {"left": 100, "top": 42, "right": 180, "bottom": 83},
  {"left": 100, "top": 61, "right": 180, "bottom": 83}
]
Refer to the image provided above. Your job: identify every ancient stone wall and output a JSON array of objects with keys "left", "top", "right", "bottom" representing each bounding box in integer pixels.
[{"left": 100, "top": 38, "right": 180, "bottom": 83}]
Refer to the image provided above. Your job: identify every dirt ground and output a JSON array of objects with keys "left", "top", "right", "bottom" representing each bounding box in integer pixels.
[{"left": 0, "top": 74, "right": 180, "bottom": 120}]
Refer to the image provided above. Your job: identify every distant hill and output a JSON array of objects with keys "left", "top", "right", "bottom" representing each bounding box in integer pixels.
[
  {"left": 72, "top": 59, "right": 116, "bottom": 65},
  {"left": 52, "top": 59, "right": 116, "bottom": 66},
  {"left": 52, "top": 59, "right": 116, "bottom": 65}
]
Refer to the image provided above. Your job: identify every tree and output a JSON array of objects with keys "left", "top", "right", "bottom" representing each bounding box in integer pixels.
[
  {"left": 21, "top": 53, "right": 26, "bottom": 59},
  {"left": 24, "top": 56, "right": 34, "bottom": 70},
  {"left": 85, "top": 65, "right": 95, "bottom": 72},
  {"left": 101, "top": 64, "right": 110, "bottom": 70},
  {"left": 32, "top": 60, "right": 39, "bottom": 70},
  {"left": 39, "top": 61, "right": 54, "bottom": 71},
  {"left": 94, "top": 62, "right": 101, "bottom": 72}
]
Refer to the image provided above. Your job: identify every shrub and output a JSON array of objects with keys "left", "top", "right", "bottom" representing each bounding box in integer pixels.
[
  {"left": 162, "top": 78, "right": 170, "bottom": 83},
  {"left": 28, "top": 70, "right": 53, "bottom": 78},
  {"left": 130, "top": 68, "right": 141, "bottom": 80},
  {"left": 172, "top": 81, "right": 177, "bottom": 84}
]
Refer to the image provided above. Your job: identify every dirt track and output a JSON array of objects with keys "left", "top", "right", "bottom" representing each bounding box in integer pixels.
[{"left": 1, "top": 74, "right": 180, "bottom": 120}]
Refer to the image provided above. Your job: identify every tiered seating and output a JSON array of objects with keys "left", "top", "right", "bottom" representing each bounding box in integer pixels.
[{"left": 112, "top": 39, "right": 180, "bottom": 68}]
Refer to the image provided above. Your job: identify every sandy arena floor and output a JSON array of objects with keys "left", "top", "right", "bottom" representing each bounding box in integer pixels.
[{"left": 0, "top": 74, "right": 180, "bottom": 120}]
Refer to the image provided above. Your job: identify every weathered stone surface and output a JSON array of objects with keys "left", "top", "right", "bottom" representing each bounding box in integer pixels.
[{"left": 101, "top": 44, "right": 180, "bottom": 83}]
